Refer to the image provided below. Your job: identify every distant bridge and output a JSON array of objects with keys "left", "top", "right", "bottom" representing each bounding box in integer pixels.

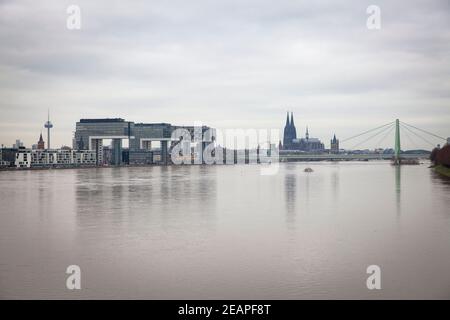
[
  {"left": 334, "top": 119, "right": 446, "bottom": 165},
  {"left": 279, "top": 153, "right": 430, "bottom": 162}
]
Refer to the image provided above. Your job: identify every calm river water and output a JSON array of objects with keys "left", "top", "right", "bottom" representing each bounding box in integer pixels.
[{"left": 0, "top": 162, "right": 449, "bottom": 299}]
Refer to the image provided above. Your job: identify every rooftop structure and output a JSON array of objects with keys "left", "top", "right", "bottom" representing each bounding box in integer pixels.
[
  {"left": 79, "top": 118, "right": 125, "bottom": 123},
  {"left": 12, "top": 139, "right": 24, "bottom": 149}
]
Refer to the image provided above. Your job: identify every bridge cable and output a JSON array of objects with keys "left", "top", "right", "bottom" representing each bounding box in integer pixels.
[
  {"left": 373, "top": 124, "right": 395, "bottom": 149},
  {"left": 341, "top": 121, "right": 395, "bottom": 143},
  {"left": 400, "top": 121, "right": 446, "bottom": 141},
  {"left": 400, "top": 125, "right": 421, "bottom": 150},
  {"left": 350, "top": 124, "right": 394, "bottom": 150},
  {"left": 400, "top": 126, "right": 420, "bottom": 149},
  {"left": 350, "top": 123, "right": 395, "bottom": 150},
  {"left": 400, "top": 123, "right": 436, "bottom": 147}
]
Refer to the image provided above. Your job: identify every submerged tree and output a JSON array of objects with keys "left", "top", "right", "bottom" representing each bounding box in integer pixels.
[
  {"left": 435, "top": 145, "right": 450, "bottom": 167},
  {"left": 430, "top": 147, "right": 439, "bottom": 163}
]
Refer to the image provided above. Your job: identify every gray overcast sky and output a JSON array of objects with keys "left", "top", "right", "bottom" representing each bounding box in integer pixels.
[{"left": 0, "top": 0, "right": 449, "bottom": 150}]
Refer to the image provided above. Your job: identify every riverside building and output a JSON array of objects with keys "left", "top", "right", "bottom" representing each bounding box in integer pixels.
[{"left": 14, "top": 149, "right": 97, "bottom": 168}]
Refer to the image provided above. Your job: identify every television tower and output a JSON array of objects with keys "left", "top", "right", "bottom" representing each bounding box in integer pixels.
[{"left": 44, "top": 109, "right": 53, "bottom": 150}]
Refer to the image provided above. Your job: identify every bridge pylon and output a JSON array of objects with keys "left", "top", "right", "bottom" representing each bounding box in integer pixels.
[{"left": 394, "top": 119, "right": 401, "bottom": 164}]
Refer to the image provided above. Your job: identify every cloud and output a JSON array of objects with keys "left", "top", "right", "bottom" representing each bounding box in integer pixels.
[{"left": 0, "top": 0, "right": 449, "bottom": 149}]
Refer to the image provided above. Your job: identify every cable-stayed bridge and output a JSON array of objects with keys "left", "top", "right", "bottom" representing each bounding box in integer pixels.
[{"left": 280, "top": 119, "right": 447, "bottom": 162}]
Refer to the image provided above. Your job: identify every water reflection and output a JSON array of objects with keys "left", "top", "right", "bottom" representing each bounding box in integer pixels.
[
  {"left": 74, "top": 166, "right": 218, "bottom": 231},
  {"left": 430, "top": 169, "right": 450, "bottom": 188},
  {"left": 37, "top": 171, "right": 52, "bottom": 218},
  {"left": 331, "top": 167, "right": 340, "bottom": 203},
  {"left": 284, "top": 172, "right": 297, "bottom": 226},
  {"left": 429, "top": 169, "right": 450, "bottom": 210},
  {"left": 395, "top": 165, "right": 401, "bottom": 217}
]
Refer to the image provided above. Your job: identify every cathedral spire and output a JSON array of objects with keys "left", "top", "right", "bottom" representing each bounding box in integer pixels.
[
  {"left": 290, "top": 112, "right": 294, "bottom": 126},
  {"left": 286, "top": 111, "right": 290, "bottom": 126},
  {"left": 306, "top": 126, "right": 309, "bottom": 140}
]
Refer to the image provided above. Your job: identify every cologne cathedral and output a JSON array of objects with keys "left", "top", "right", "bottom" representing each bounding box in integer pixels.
[{"left": 281, "top": 112, "right": 325, "bottom": 152}]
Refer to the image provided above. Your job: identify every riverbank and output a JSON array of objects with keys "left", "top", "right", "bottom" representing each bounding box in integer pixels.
[{"left": 433, "top": 164, "right": 450, "bottom": 178}]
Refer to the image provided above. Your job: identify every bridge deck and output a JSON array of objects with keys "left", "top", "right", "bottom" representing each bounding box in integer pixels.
[{"left": 279, "top": 153, "right": 430, "bottom": 161}]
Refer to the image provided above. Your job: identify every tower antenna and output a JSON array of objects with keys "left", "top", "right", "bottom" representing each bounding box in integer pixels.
[{"left": 44, "top": 108, "right": 53, "bottom": 150}]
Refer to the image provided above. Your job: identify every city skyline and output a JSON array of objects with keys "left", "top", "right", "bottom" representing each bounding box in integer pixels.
[
  {"left": 0, "top": 111, "right": 444, "bottom": 151},
  {"left": 1, "top": 0, "right": 449, "bottom": 149}
]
